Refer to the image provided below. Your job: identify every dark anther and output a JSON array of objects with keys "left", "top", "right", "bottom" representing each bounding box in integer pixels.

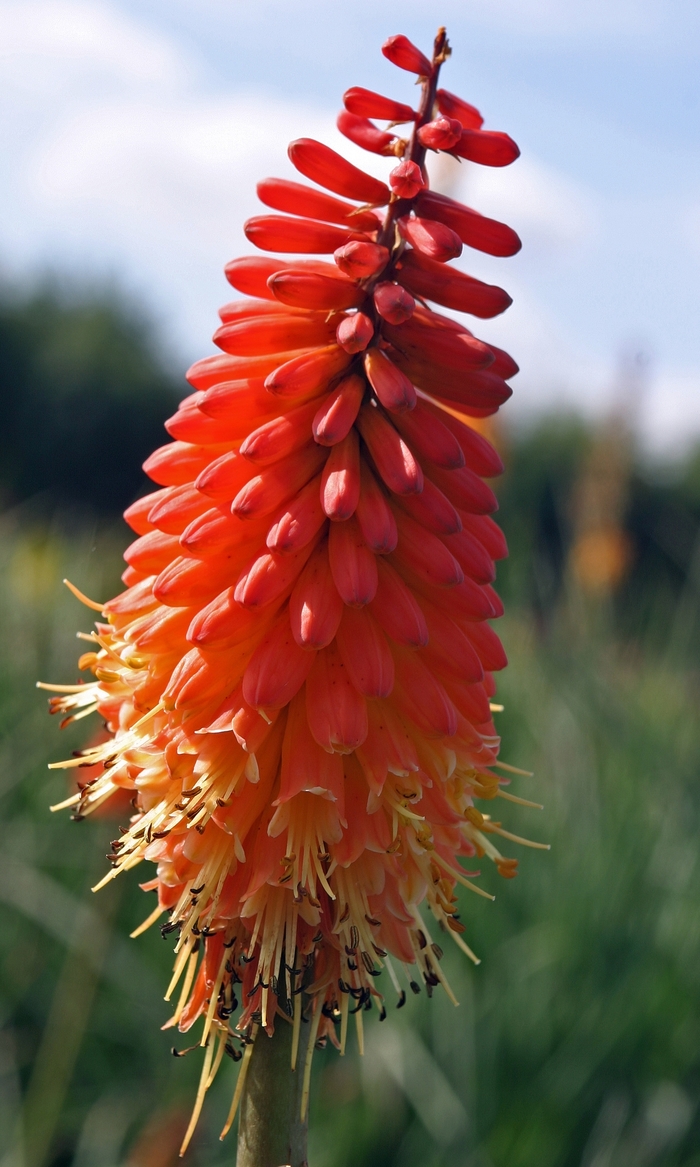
[
  {"left": 417, "top": 929, "right": 427, "bottom": 950},
  {"left": 224, "top": 1043, "right": 243, "bottom": 1062},
  {"left": 172, "top": 1042, "right": 199, "bottom": 1058},
  {"left": 431, "top": 943, "right": 444, "bottom": 960},
  {"left": 397, "top": 990, "right": 407, "bottom": 1009},
  {"left": 409, "top": 980, "right": 421, "bottom": 994}
]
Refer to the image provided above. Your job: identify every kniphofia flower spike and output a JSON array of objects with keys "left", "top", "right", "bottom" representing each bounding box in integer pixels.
[{"left": 43, "top": 29, "right": 546, "bottom": 1152}]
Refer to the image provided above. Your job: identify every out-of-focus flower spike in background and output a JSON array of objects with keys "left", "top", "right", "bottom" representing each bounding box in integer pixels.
[{"left": 1, "top": 3, "right": 700, "bottom": 1166}]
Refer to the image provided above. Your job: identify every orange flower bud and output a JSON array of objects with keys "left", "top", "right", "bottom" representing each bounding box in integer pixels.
[
  {"left": 289, "top": 540, "right": 343, "bottom": 649},
  {"left": 370, "top": 558, "right": 428, "bottom": 646},
  {"left": 306, "top": 642, "right": 368, "bottom": 752},
  {"left": 335, "top": 607, "right": 394, "bottom": 698},
  {"left": 243, "top": 615, "right": 315, "bottom": 708},
  {"left": 266, "top": 474, "right": 326, "bottom": 553},
  {"left": 328, "top": 515, "right": 378, "bottom": 606}
]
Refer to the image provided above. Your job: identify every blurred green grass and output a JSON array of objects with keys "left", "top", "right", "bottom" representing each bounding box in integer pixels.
[{"left": 1, "top": 284, "right": 699, "bottom": 1167}]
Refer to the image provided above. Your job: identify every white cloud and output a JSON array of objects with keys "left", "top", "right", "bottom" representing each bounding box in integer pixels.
[
  {"left": 0, "top": 0, "right": 699, "bottom": 455},
  {"left": 640, "top": 368, "right": 700, "bottom": 456},
  {"left": 0, "top": 0, "right": 185, "bottom": 92}
]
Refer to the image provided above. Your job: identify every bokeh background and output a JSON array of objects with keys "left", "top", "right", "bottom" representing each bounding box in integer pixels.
[{"left": 1, "top": 2, "right": 699, "bottom": 1166}]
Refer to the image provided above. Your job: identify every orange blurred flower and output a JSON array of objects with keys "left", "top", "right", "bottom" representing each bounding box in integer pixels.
[{"left": 43, "top": 28, "right": 547, "bottom": 1148}]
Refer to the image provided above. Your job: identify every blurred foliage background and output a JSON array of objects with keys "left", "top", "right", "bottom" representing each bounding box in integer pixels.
[{"left": 0, "top": 280, "right": 699, "bottom": 1167}]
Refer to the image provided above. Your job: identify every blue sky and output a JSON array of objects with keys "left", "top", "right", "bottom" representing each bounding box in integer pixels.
[{"left": 1, "top": 0, "right": 699, "bottom": 454}]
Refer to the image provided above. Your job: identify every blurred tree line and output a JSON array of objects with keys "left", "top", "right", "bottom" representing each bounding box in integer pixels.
[
  {"left": 0, "top": 281, "right": 180, "bottom": 516},
  {"left": 1, "top": 281, "right": 699, "bottom": 1167}
]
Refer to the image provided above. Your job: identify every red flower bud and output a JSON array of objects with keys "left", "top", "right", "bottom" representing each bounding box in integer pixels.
[
  {"left": 256, "top": 177, "right": 382, "bottom": 232},
  {"left": 288, "top": 138, "right": 390, "bottom": 204},
  {"left": 337, "top": 111, "right": 400, "bottom": 157},
  {"left": 336, "top": 312, "right": 374, "bottom": 353},
  {"left": 334, "top": 240, "right": 389, "bottom": 279},
  {"left": 436, "top": 88, "right": 484, "bottom": 129},
  {"left": 244, "top": 213, "right": 359, "bottom": 254},
  {"left": 451, "top": 129, "right": 520, "bottom": 168},
  {"left": 373, "top": 281, "right": 415, "bottom": 324},
  {"left": 389, "top": 159, "right": 425, "bottom": 199},
  {"left": 342, "top": 86, "right": 417, "bottom": 123},
  {"left": 312, "top": 374, "right": 366, "bottom": 446},
  {"left": 382, "top": 34, "right": 433, "bottom": 76},
  {"left": 417, "top": 116, "right": 462, "bottom": 151},
  {"left": 268, "top": 267, "right": 365, "bottom": 311},
  {"left": 415, "top": 189, "right": 522, "bottom": 257},
  {"left": 364, "top": 349, "right": 417, "bottom": 413},
  {"left": 398, "top": 215, "right": 463, "bottom": 262}
]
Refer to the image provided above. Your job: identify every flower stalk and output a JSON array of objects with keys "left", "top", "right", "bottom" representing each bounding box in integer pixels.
[{"left": 236, "top": 995, "right": 313, "bottom": 1167}]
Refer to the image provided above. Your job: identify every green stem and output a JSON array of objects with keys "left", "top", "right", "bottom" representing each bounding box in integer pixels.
[{"left": 236, "top": 1003, "right": 313, "bottom": 1167}]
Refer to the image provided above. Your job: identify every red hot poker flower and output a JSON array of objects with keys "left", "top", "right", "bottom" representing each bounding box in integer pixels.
[{"left": 43, "top": 26, "right": 547, "bottom": 1152}]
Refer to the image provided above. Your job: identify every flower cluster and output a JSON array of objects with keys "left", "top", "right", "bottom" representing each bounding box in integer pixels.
[{"left": 44, "top": 29, "right": 545, "bottom": 1146}]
